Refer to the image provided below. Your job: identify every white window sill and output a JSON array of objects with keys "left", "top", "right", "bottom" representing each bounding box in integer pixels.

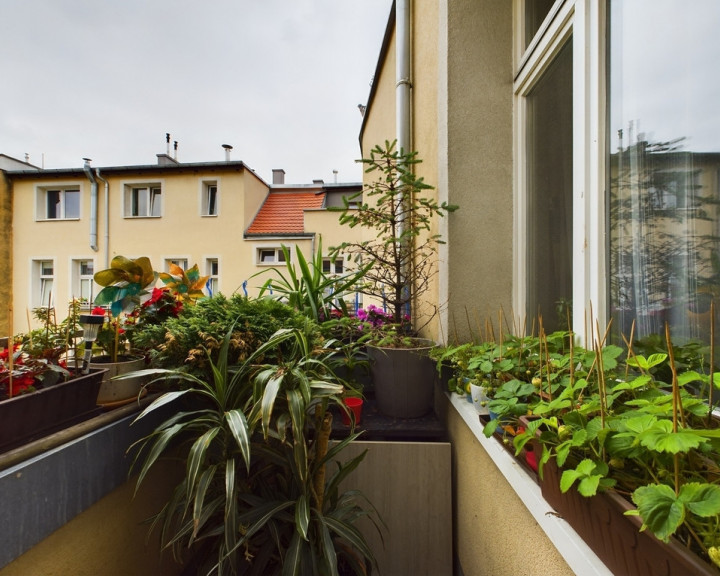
[{"left": 448, "top": 392, "right": 613, "bottom": 576}]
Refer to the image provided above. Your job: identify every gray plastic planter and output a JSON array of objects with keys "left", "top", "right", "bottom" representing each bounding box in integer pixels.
[{"left": 368, "top": 340, "right": 437, "bottom": 418}]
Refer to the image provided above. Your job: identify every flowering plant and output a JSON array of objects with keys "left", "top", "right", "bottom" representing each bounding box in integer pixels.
[
  {"left": 0, "top": 344, "right": 39, "bottom": 400},
  {"left": 1, "top": 300, "right": 87, "bottom": 400}
]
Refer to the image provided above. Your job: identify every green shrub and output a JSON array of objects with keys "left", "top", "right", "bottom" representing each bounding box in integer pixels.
[{"left": 131, "top": 294, "right": 314, "bottom": 379}]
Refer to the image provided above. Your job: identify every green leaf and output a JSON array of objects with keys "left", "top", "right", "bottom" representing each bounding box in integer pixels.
[
  {"left": 186, "top": 428, "right": 220, "bottom": 497},
  {"left": 632, "top": 484, "right": 685, "bottom": 542},
  {"left": 679, "top": 483, "right": 720, "bottom": 517},
  {"left": 638, "top": 420, "right": 707, "bottom": 454},
  {"left": 295, "top": 493, "right": 310, "bottom": 541},
  {"left": 192, "top": 465, "right": 217, "bottom": 538},
  {"left": 225, "top": 409, "right": 251, "bottom": 472},
  {"left": 283, "top": 531, "right": 304, "bottom": 576}
]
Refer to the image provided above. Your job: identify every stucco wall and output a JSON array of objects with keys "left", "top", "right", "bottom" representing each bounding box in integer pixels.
[
  {"left": 443, "top": 0, "right": 514, "bottom": 342},
  {"left": 437, "top": 393, "right": 575, "bottom": 576}
]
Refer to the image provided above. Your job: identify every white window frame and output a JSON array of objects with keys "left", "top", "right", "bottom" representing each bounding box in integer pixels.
[
  {"left": 123, "top": 181, "right": 163, "bottom": 218},
  {"left": 256, "top": 247, "right": 289, "bottom": 266},
  {"left": 36, "top": 184, "right": 81, "bottom": 221},
  {"left": 165, "top": 258, "right": 188, "bottom": 272},
  {"left": 201, "top": 180, "right": 219, "bottom": 216},
  {"left": 513, "top": 0, "right": 606, "bottom": 341},
  {"left": 32, "top": 259, "right": 55, "bottom": 308},
  {"left": 71, "top": 258, "right": 96, "bottom": 306},
  {"left": 322, "top": 258, "right": 344, "bottom": 275},
  {"left": 206, "top": 257, "right": 219, "bottom": 296}
]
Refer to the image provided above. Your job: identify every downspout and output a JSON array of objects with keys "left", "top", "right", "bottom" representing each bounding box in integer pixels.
[
  {"left": 396, "top": 0, "right": 412, "bottom": 157},
  {"left": 82, "top": 159, "right": 99, "bottom": 252},
  {"left": 95, "top": 169, "right": 110, "bottom": 267},
  {"left": 396, "top": 0, "right": 412, "bottom": 320}
]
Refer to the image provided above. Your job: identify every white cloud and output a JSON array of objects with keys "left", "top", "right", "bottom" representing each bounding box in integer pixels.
[{"left": 0, "top": 0, "right": 391, "bottom": 183}]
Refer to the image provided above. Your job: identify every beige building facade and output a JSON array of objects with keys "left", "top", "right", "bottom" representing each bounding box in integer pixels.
[{"left": 3, "top": 155, "right": 362, "bottom": 331}]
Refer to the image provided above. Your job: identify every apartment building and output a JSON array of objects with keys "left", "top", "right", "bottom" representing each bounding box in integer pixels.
[{"left": 1, "top": 153, "right": 361, "bottom": 332}]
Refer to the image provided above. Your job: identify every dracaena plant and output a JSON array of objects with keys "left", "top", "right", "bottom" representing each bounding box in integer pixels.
[
  {"left": 254, "top": 238, "right": 372, "bottom": 324},
  {"left": 129, "top": 319, "right": 381, "bottom": 575}
]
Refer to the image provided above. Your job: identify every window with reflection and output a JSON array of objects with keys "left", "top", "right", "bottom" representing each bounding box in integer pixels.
[
  {"left": 526, "top": 38, "right": 573, "bottom": 333},
  {"left": 608, "top": 0, "right": 720, "bottom": 389}
]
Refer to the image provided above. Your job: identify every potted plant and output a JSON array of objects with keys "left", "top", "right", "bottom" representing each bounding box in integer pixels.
[
  {"left": 89, "top": 257, "right": 209, "bottom": 405},
  {"left": 87, "top": 256, "right": 160, "bottom": 405},
  {"left": 510, "top": 327, "right": 720, "bottom": 575},
  {"left": 130, "top": 321, "right": 381, "bottom": 575},
  {"left": 0, "top": 301, "right": 106, "bottom": 453},
  {"left": 331, "top": 141, "right": 458, "bottom": 418}
]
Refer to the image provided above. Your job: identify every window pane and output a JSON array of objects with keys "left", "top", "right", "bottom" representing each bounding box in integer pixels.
[
  {"left": 46, "top": 190, "right": 60, "bottom": 218},
  {"left": 524, "top": 0, "right": 555, "bottom": 49},
  {"left": 207, "top": 185, "right": 217, "bottom": 215},
  {"left": 260, "top": 250, "right": 274, "bottom": 262},
  {"left": 526, "top": 38, "right": 573, "bottom": 332},
  {"left": 80, "top": 278, "right": 93, "bottom": 301},
  {"left": 335, "top": 259, "right": 344, "bottom": 274},
  {"left": 80, "top": 261, "right": 94, "bottom": 275},
  {"left": 150, "top": 188, "right": 161, "bottom": 217},
  {"left": 278, "top": 250, "right": 286, "bottom": 262},
  {"left": 608, "top": 0, "right": 720, "bottom": 353},
  {"left": 65, "top": 190, "right": 80, "bottom": 218},
  {"left": 133, "top": 188, "right": 147, "bottom": 216},
  {"left": 40, "top": 279, "right": 53, "bottom": 306},
  {"left": 322, "top": 260, "right": 331, "bottom": 274}
]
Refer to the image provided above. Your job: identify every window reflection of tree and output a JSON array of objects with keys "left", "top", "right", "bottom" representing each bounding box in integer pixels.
[{"left": 609, "top": 133, "right": 720, "bottom": 343}]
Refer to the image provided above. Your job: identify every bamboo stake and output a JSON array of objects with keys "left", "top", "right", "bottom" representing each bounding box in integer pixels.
[
  {"left": 708, "top": 301, "right": 715, "bottom": 428},
  {"left": 464, "top": 306, "right": 474, "bottom": 343},
  {"left": 312, "top": 405, "right": 333, "bottom": 511},
  {"left": 8, "top": 305, "right": 13, "bottom": 399},
  {"left": 665, "top": 322, "right": 681, "bottom": 496}
]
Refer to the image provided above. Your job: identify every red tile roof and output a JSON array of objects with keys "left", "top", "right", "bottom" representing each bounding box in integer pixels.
[{"left": 246, "top": 191, "right": 326, "bottom": 234}]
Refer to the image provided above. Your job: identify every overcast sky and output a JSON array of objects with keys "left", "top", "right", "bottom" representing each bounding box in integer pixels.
[{"left": 0, "top": 0, "right": 392, "bottom": 184}]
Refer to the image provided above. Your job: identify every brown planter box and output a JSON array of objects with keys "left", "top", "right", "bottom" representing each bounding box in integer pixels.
[
  {"left": 0, "top": 368, "right": 107, "bottom": 454},
  {"left": 541, "top": 457, "right": 718, "bottom": 575}
]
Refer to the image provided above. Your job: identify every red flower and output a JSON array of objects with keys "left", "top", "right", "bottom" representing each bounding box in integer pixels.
[{"left": 92, "top": 307, "right": 106, "bottom": 316}]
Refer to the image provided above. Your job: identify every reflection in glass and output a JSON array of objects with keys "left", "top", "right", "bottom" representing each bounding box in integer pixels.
[
  {"left": 527, "top": 38, "right": 573, "bottom": 332},
  {"left": 608, "top": 1, "right": 720, "bottom": 381}
]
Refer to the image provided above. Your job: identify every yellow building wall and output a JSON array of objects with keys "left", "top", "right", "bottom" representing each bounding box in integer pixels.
[
  {"left": 0, "top": 172, "right": 11, "bottom": 337},
  {"left": 444, "top": 0, "right": 515, "bottom": 342},
  {"left": 437, "top": 394, "right": 575, "bottom": 576},
  {"left": 9, "top": 167, "right": 360, "bottom": 329}
]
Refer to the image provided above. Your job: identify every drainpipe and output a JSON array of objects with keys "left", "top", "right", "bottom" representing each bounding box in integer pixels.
[
  {"left": 396, "top": 0, "right": 412, "bottom": 320},
  {"left": 396, "top": 0, "right": 412, "bottom": 157},
  {"left": 95, "top": 169, "right": 110, "bottom": 267},
  {"left": 82, "top": 159, "right": 99, "bottom": 252}
]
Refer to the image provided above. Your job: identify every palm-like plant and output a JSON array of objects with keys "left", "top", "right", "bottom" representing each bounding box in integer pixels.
[
  {"left": 130, "top": 321, "right": 380, "bottom": 575},
  {"left": 254, "top": 239, "right": 371, "bottom": 323}
]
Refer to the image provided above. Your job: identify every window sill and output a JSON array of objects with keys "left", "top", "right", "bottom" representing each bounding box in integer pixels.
[
  {"left": 123, "top": 215, "right": 161, "bottom": 219},
  {"left": 35, "top": 218, "right": 80, "bottom": 222},
  {"left": 447, "top": 392, "right": 613, "bottom": 576}
]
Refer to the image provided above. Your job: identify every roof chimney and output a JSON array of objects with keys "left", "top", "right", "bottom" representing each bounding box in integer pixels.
[
  {"left": 272, "top": 169, "right": 285, "bottom": 185},
  {"left": 222, "top": 144, "right": 233, "bottom": 161}
]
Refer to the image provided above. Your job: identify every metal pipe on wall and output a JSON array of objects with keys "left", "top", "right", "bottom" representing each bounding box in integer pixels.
[{"left": 82, "top": 159, "right": 99, "bottom": 252}]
